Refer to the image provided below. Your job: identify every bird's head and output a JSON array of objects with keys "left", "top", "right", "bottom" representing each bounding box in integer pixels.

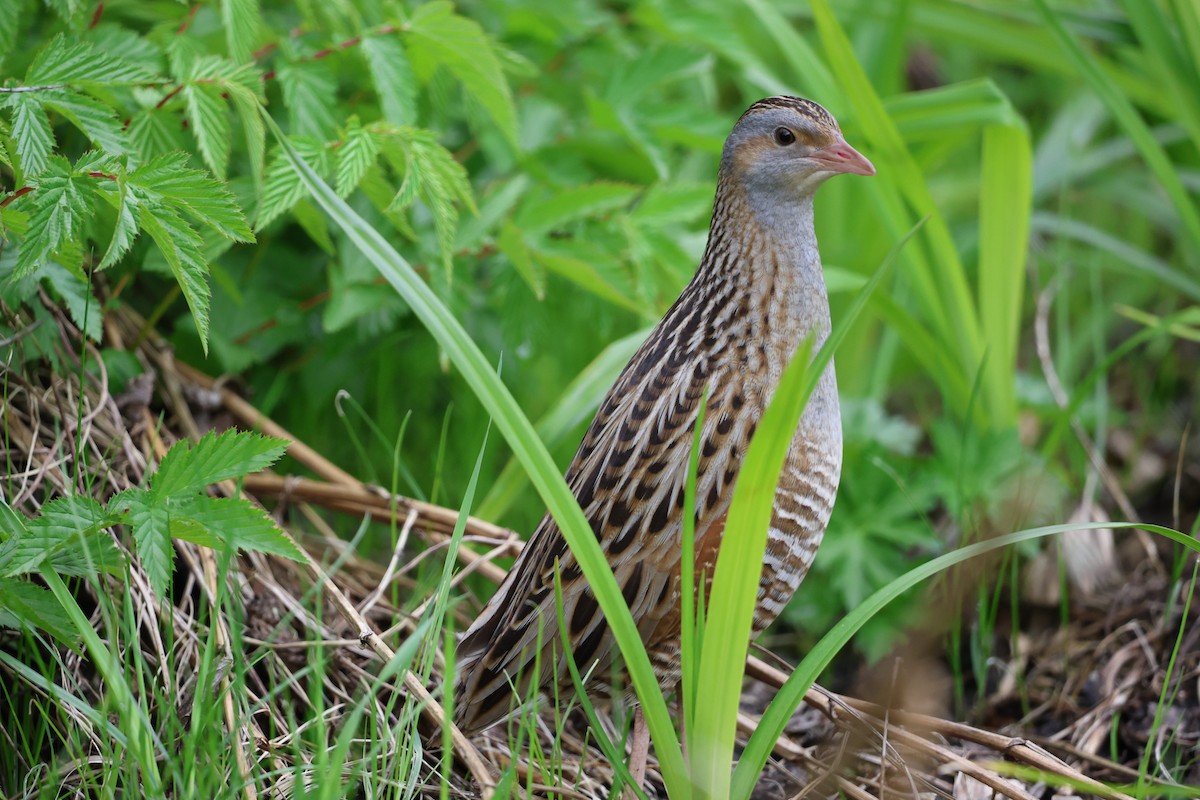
[{"left": 723, "top": 96, "right": 875, "bottom": 197}]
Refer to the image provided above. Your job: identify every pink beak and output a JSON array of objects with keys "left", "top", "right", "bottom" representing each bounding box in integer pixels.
[{"left": 810, "top": 136, "right": 876, "bottom": 176}]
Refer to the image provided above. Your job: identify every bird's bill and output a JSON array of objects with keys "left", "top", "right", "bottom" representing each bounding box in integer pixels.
[{"left": 810, "top": 137, "right": 876, "bottom": 176}]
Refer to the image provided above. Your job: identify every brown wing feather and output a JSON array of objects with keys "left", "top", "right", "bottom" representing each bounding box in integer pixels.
[{"left": 454, "top": 278, "right": 764, "bottom": 733}]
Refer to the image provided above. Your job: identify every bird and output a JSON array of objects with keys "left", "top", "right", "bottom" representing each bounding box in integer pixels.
[{"left": 453, "top": 96, "right": 874, "bottom": 781}]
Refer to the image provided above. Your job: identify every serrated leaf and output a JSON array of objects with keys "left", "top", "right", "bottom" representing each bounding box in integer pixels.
[
  {"left": 0, "top": 579, "right": 78, "bottom": 644},
  {"left": 361, "top": 34, "right": 416, "bottom": 126},
  {"left": 4, "top": 496, "right": 122, "bottom": 578},
  {"left": 383, "top": 127, "right": 474, "bottom": 272},
  {"left": 12, "top": 156, "right": 99, "bottom": 277},
  {"left": 221, "top": 0, "right": 263, "bottom": 63},
  {"left": 9, "top": 92, "right": 54, "bottom": 178},
  {"left": 120, "top": 490, "right": 173, "bottom": 597},
  {"left": 184, "top": 82, "right": 231, "bottom": 179},
  {"left": 138, "top": 203, "right": 212, "bottom": 349},
  {"left": 256, "top": 136, "right": 330, "bottom": 230},
  {"left": 129, "top": 153, "right": 253, "bottom": 242},
  {"left": 174, "top": 495, "right": 303, "bottom": 560},
  {"left": 98, "top": 180, "right": 140, "bottom": 270},
  {"left": 127, "top": 108, "right": 187, "bottom": 159},
  {"left": 25, "top": 34, "right": 157, "bottom": 86},
  {"left": 335, "top": 117, "right": 379, "bottom": 197},
  {"left": 40, "top": 89, "right": 129, "bottom": 157},
  {"left": 406, "top": 1, "right": 517, "bottom": 145},
  {"left": 152, "top": 429, "right": 289, "bottom": 499},
  {"left": 515, "top": 182, "right": 639, "bottom": 234},
  {"left": 278, "top": 62, "right": 337, "bottom": 141}
]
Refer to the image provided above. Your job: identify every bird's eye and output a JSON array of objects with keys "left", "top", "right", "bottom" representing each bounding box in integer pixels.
[{"left": 774, "top": 127, "right": 796, "bottom": 146}]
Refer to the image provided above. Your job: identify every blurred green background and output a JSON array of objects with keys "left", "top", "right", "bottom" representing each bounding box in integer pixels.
[{"left": 3, "top": 0, "right": 1197, "bottom": 669}]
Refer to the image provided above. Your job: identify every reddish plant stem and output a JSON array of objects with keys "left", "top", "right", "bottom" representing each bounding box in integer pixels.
[
  {"left": 177, "top": 4, "right": 200, "bottom": 35},
  {"left": 0, "top": 187, "right": 34, "bottom": 208}
]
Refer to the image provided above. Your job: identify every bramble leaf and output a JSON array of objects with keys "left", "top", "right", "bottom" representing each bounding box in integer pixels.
[
  {"left": 8, "top": 93, "right": 54, "bottom": 178},
  {"left": 361, "top": 34, "right": 417, "bottom": 127},
  {"left": 256, "top": 136, "right": 331, "bottom": 230},
  {"left": 25, "top": 34, "right": 158, "bottom": 86},
  {"left": 221, "top": 0, "right": 263, "bottom": 64},
  {"left": 406, "top": 1, "right": 517, "bottom": 146},
  {"left": 335, "top": 116, "right": 380, "bottom": 197}
]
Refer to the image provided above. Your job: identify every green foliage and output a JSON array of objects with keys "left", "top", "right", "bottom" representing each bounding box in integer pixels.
[
  {"left": 3, "top": 0, "right": 1198, "bottom": 792},
  {"left": 110, "top": 430, "right": 299, "bottom": 596},
  {"left": 0, "top": 430, "right": 298, "bottom": 642}
]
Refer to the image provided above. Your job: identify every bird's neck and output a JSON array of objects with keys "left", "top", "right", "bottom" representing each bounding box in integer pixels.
[{"left": 703, "top": 174, "right": 831, "bottom": 346}]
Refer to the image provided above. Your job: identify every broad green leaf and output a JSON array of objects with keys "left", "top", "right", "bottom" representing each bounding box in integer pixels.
[
  {"left": 883, "top": 78, "right": 1021, "bottom": 140},
  {"left": 151, "top": 429, "right": 289, "bottom": 499},
  {"left": 515, "top": 181, "right": 639, "bottom": 234},
  {"left": 496, "top": 219, "right": 542, "bottom": 298},
  {"left": 12, "top": 156, "right": 100, "bottom": 277},
  {"left": 535, "top": 248, "right": 647, "bottom": 316},
  {"left": 43, "top": 262, "right": 101, "bottom": 341},
  {"left": 2, "top": 496, "right": 121, "bottom": 578},
  {"left": 98, "top": 179, "right": 141, "bottom": 270},
  {"left": 362, "top": 34, "right": 417, "bottom": 127},
  {"left": 406, "top": 0, "right": 518, "bottom": 146},
  {"left": 383, "top": 126, "right": 475, "bottom": 272},
  {"left": 126, "top": 108, "right": 188, "bottom": 159},
  {"left": 977, "top": 121, "right": 1032, "bottom": 427}
]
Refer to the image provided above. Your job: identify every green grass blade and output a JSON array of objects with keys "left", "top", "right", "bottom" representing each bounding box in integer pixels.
[
  {"left": 977, "top": 121, "right": 1032, "bottom": 427},
  {"left": 41, "top": 569, "right": 164, "bottom": 793},
  {"left": 689, "top": 336, "right": 812, "bottom": 798},
  {"left": 1032, "top": 0, "right": 1200, "bottom": 258},
  {"left": 811, "top": 0, "right": 984, "bottom": 389},
  {"left": 679, "top": 391, "right": 708, "bottom": 751},
  {"left": 261, "top": 110, "right": 689, "bottom": 792},
  {"left": 691, "top": 219, "right": 922, "bottom": 796},
  {"left": 730, "top": 522, "right": 1198, "bottom": 800}
]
